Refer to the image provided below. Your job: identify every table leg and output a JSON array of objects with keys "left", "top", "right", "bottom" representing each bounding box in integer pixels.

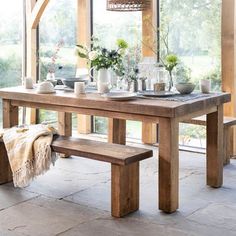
[
  {"left": 108, "top": 118, "right": 126, "bottom": 145},
  {"left": 3, "top": 99, "right": 19, "bottom": 128},
  {"left": 58, "top": 112, "right": 72, "bottom": 158},
  {"left": 207, "top": 105, "right": 223, "bottom": 187},
  {"left": 159, "top": 117, "right": 179, "bottom": 213}
]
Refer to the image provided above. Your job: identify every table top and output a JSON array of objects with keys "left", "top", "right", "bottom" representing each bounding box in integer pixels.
[{"left": 0, "top": 86, "right": 231, "bottom": 118}]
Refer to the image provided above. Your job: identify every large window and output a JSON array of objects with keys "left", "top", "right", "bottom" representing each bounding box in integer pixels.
[
  {"left": 160, "top": 0, "right": 222, "bottom": 148},
  {"left": 92, "top": 0, "right": 142, "bottom": 139},
  {"left": 38, "top": 0, "right": 77, "bottom": 127},
  {"left": 0, "top": 1, "right": 23, "bottom": 127}
]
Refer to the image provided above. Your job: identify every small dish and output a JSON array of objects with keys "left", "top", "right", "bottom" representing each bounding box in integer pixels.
[{"left": 102, "top": 92, "right": 137, "bottom": 101}]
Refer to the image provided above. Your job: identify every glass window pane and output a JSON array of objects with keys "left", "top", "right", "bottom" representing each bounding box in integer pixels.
[
  {"left": 38, "top": 0, "right": 77, "bottom": 127},
  {"left": 92, "top": 0, "right": 142, "bottom": 139},
  {"left": 160, "top": 0, "right": 221, "bottom": 148},
  {"left": 0, "top": 1, "right": 23, "bottom": 127}
]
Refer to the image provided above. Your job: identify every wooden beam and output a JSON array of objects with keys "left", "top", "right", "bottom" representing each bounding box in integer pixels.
[
  {"left": 142, "top": 0, "right": 158, "bottom": 144},
  {"left": 31, "top": 0, "right": 50, "bottom": 29},
  {"left": 142, "top": 0, "right": 157, "bottom": 57},
  {"left": 77, "top": 0, "right": 92, "bottom": 134},
  {"left": 26, "top": 0, "right": 38, "bottom": 124},
  {"left": 222, "top": 0, "right": 236, "bottom": 155}
]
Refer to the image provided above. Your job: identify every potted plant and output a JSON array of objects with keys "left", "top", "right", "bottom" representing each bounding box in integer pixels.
[
  {"left": 142, "top": 17, "right": 179, "bottom": 91},
  {"left": 175, "top": 64, "right": 195, "bottom": 94}
]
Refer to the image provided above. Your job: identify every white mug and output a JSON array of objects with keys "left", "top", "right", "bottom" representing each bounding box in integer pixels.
[
  {"left": 25, "top": 77, "right": 34, "bottom": 89},
  {"left": 75, "top": 82, "right": 85, "bottom": 96},
  {"left": 200, "top": 79, "right": 211, "bottom": 93}
]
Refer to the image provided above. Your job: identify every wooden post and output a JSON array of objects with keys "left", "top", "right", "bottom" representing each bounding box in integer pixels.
[
  {"left": 222, "top": 0, "right": 236, "bottom": 157},
  {"left": 108, "top": 118, "right": 139, "bottom": 217},
  {"left": 207, "top": 105, "right": 223, "bottom": 187},
  {"left": 159, "top": 117, "right": 179, "bottom": 213},
  {"left": 76, "top": 0, "right": 92, "bottom": 134},
  {"left": 141, "top": 0, "right": 158, "bottom": 144},
  {"left": 26, "top": 0, "right": 38, "bottom": 124}
]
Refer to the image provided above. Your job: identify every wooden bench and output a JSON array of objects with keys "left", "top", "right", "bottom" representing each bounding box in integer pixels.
[
  {"left": 183, "top": 116, "right": 236, "bottom": 165},
  {"left": 0, "top": 135, "right": 153, "bottom": 218}
]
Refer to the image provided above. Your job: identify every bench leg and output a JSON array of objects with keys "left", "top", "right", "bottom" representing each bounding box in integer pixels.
[
  {"left": 223, "top": 126, "right": 231, "bottom": 165},
  {"left": 0, "top": 142, "right": 12, "bottom": 184},
  {"left": 111, "top": 162, "right": 139, "bottom": 217}
]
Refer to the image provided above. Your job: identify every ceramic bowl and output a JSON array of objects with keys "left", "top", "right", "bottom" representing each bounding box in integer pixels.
[
  {"left": 175, "top": 83, "right": 195, "bottom": 95},
  {"left": 36, "top": 81, "right": 55, "bottom": 94},
  {"left": 62, "top": 76, "right": 88, "bottom": 89}
]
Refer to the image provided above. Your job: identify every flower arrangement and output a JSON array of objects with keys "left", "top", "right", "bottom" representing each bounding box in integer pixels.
[
  {"left": 38, "top": 39, "right": 64, "bottom": 81},
  {"left": 76, "top": 38, "right": 128, "bottom": 72},
  {"left": 47, "top": 39, "right": 64, "bottom": 74}
]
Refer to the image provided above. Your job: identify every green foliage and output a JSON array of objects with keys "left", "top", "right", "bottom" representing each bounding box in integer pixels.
[
  {"left": 176, "top": 63, "right": 192, "bottom": 83},
  {"left": 0, "top": 54, "right": 21, "bottom": 88},
  {"left": 202, "top": 67, "right": 221, "bottom": 91}
]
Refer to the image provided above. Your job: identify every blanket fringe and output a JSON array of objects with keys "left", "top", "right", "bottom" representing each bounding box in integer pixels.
[{"left": 13, "top": 144, "right": 58, "bottom": 188}]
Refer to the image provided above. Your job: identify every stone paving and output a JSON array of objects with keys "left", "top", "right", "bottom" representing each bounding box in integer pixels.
[{"left": 0, "top": 141, "right": 236, "bottom": 236}]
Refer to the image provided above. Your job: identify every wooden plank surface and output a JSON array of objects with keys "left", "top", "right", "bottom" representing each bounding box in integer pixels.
[
  {"left": 51, "top": 136, "right": 153, "bottom": 166},
  {"left": 0, "top": 87, "right": 231, "bottom": 118}
]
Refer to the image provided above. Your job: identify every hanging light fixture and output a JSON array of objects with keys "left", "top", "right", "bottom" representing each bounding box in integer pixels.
[{"left": 107, "top": 0, "right": 151, "bottom": 12}]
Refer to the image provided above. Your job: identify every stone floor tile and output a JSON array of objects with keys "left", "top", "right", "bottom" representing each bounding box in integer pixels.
[
  {"left": 187, "top": 203, "right": 236, "bottom": 231},
  {"left": 64, "top": 181, "right": 111, "bottom": 212},
  {"left": 0, "top": 196, "right": 106, "bottom": 236},
  {"left": 0, "top": 184, "right": 38, "bottom": 211},
  {"left": 24, "top": 166, "right": 110, "bottom": 199}
]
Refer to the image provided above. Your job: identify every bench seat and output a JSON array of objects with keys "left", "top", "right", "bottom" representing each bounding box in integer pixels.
[
  {"left": 0, "top": 135, "right": 153, "bottom": 218},
  {"left": 183, "top": 115, "right": 236, "bottom": 165},
  {"left": 52, "top": 136, "right": 153, "bottom": 166}
]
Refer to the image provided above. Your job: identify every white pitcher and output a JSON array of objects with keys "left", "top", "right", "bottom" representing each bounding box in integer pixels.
[{"left": 90, "top": 68, "right": 111, "bottom": 93}]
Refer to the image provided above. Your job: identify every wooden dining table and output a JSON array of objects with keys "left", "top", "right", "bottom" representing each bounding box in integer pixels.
[{"left": 0, "top": 86, "right": 231, "bottom": 213}]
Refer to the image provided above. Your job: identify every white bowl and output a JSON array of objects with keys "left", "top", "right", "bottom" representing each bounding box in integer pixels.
[
  {"left": 36, "top": 81, "right": 55, "bottom": 94},
  {"left": 175, "top": 83, "right": 195, "bottom": 94}
]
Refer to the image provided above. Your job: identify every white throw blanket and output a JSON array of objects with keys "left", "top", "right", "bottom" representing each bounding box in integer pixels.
[{"left": 1, "top": 124, "right": 57, "bottom": 188}]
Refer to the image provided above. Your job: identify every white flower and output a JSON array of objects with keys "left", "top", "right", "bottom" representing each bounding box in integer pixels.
[
  {"left": 88, "top": 51, "right": 98, "bottom": 61},
  {"left": 118, "top": 48, "right": 127, "bottom": 55}
]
